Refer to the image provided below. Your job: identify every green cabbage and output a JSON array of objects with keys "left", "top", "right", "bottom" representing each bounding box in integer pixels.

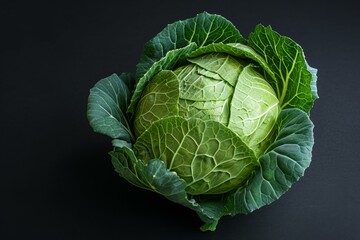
[{"left": 87, "top": 12, "right": 318, "bottom": 231}]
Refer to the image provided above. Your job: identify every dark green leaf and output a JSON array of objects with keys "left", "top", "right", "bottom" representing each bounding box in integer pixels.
[
  {"left": 248, "top": 25, "right": 318, "bottom": 112},
  {"left": 87, "top": 73, "right": 134, "bottom": 142},
  {"left": 111, "top": 145, "right": 149, "bottom": 190},
  {"left": 136, "top": 12, "right": 245, "bottom": 80},
  {"left": 119, "top": 72, "right": 136, "bottom": 93},
  {"left": 110, "top": 145, "right": 221, "bottom": 230},
  {"left": 224, "top": 108, "right": 314, "bottom": 215}
]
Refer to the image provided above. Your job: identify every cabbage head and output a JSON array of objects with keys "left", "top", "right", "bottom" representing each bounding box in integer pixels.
[{"left": 87, "top": 12, "right": 318, "bottom": 231}]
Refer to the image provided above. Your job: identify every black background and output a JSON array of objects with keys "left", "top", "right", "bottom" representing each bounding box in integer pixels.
[{"left": 1, "top": 0, "right": 359, "bottom": 239}]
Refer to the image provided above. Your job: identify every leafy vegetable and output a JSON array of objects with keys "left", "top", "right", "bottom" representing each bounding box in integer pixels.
[{"left": 87, "top": 12, "right": 318, "bottom": 231}]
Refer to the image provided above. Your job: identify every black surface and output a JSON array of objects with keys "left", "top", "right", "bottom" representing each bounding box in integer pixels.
[{"left": 1, "top": 1, "right": 359, "bottom": 239}]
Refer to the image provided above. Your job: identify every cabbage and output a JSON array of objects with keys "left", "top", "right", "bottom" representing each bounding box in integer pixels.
[{"left": 87, "top": 12, "right": 318, "bottom": 231}]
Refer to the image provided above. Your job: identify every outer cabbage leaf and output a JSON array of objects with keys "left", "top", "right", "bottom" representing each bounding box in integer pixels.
[
  {"left": 223, "top": 108, "right": 314, "bottom": 215},
  {"left": 136, "top": 12, "right": 246, "bottom": 80},
  {"left": 110, "top": 141, "right": 222, "bottom": 231},
  {"left": 87, "top": 73, "right": 135, "bottom": 142},
  {"left": 110, "top": 140, "right": 149, "bottom": 190},
  {"left": 248, "top": 25, "right": 318, "bottom": 112}
]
